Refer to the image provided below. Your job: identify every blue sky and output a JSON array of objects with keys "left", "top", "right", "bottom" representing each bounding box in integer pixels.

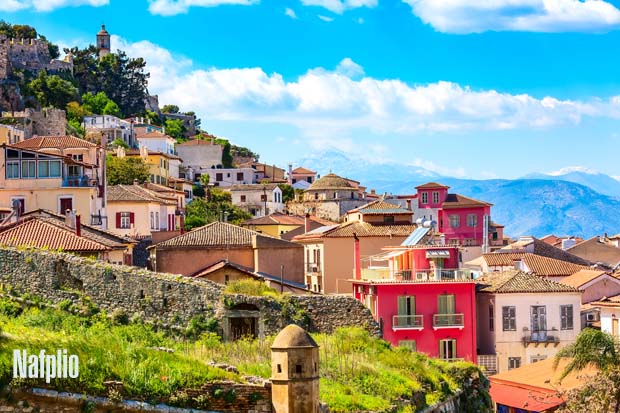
[{"left": 2, "top": 0, "right": 620, "bottom": 180}]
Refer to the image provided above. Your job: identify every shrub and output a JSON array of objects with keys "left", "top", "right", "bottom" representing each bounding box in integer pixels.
[
  {"left": 223, "top": 279, "right": 279, "bottom": 297},
  {"left": 0, "top": 299, "right": 23, "bottom": 317}
]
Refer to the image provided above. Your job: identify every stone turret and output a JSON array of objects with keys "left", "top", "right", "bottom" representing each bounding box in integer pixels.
[
  {"left": 96, "top": 24, "right": 110, "bottom": 59},
  {"left": 271, "top": 324, "right": 320, "bottom": 413}
]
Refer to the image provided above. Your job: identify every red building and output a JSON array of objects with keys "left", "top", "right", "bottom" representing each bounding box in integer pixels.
[
  {"left": 414, "top": 182, "right": 504, "bottom": 253},
  {"left": 352, "top": 234, "right": 477, "bottom": 362}
]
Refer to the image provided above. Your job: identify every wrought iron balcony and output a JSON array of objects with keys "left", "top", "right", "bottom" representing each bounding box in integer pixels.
[
  {"left": 522, "top": 330, "right": 559, "bottom": 346},
  {"left": 392, "top": 315, "right": 424, "bottom": 330},
  {"left": 396, "top": 269, "right": 473, "bottom": 282},
  {"left": 433, "top": 313, "right": 465, "bottom": 329}
]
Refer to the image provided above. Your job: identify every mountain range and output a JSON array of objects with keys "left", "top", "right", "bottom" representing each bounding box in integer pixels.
[{"left": 295, "top": 150, "right": 620, "bottom": 239}]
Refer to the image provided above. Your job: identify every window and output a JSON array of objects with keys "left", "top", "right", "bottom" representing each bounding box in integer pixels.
[
  {"left": 295, "top": 364, "right": 302, "bottom": 374},
  {"left": 155, "top": 211, "right": 159, "bottom": 230},
  {"left": 531, "top": 355, "right": 547, "bottom": 363},
  {"left": 240, "top": 195, "right": 246, "bottom": 202},
  {"left": 236, "top": 172, "right": 244, "bottom": 181},
  {"left": 439, "top": 339, "right": 457, "bottom": 360},
  {"left": 449, "top": 215, "right": 460, "bottom": 228},
  {"left": 432, "top": 191, "right": 440, "bottom": 204},
  {"left": 467, "top": 214, "right": 478, "bottom": 227},
  {"left": 71, "top": 154, "right": 84, "bottom": 162},
  {"left": 260, "top": 194, "right": 267, "bottom": 202},
  {"left": 438, "top": 294, "right": 455, "bottom": 314},
  {"left": 383, "top": 216, "right": 395, "bottom": 224},
  {"left": 216, "top": 173, "right": 223, "bottom": 182},
  {"left": 502, "top": 306, "right": 516, "bottom": 331},
  {"left": 120, "top": 212, "right": 131, "bottom": 229},
  {"left": 399, "top": 340, "right": 417, "bottom": 351},
  {"left": 508, "top": 357, "right": 521, "bottom": 370},
  {"left": 531, "top": 305, "right": 547, "bottom": 333},
  {"left": 6, "top": 161, "right": 19, "bottom": 178},
  {"left": 421, "top": 192, "right": 428, "bottom": 204},
  {"left": 224, "top": 274, "right": 230, "bottom": 285},
  {"left": 68, "top": 165, "right": 80, "bottom": 177},
  {"left": 21, "top": 160, "right": 36, "bottom": 178},
  {"left": 38, "top": 160, "right": 61, "bottom": 178},
  {"left": 561, "top": 305, "right": 574, "bottom": 330},
  {"left": 396, "top": 296, "right": 416, "bottom": 327},
  {"left": 150, "top": 212, "right": 155, "bottom": 230},
  {"left": 489, "top": 304, "right": 494, "bottom": 332},
  {"left": 11, "top": 198, "right": 25, "bottom": 215}
]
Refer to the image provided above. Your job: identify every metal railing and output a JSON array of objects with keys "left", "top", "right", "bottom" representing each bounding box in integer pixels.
[
  {"left": 477, "top": 355, "right": 498, "bottom": 375},
  {"left": 306, "top": 263, "right": 321, "bottom": 274},
  {"left": 62, "top": 175, "right": 96, "bottom": 187},
  {"left": 523, "top": 330, "right": 559, "bottom": 344},
  {"left": 433, "top": 313, "right": 465, "bottom": 328},
  {"left": 90, "top": 214, "right": 103, "bottom": 225},
  {"left": 392, "top": 315, "right": 424, "bottom": 329},
  {"left": 439, "top": 358, "right": 465, "bottom": 363},
  {"left": 397, "top": 269, "right": 473, "bottom": 281}
]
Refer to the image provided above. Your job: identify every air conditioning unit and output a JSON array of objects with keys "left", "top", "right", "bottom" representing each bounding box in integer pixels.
[{"left": 586, "top": 313, "right": 598, "bottom": 322}]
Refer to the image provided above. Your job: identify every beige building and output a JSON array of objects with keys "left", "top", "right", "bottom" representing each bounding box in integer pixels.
[
  {"left": 176, "top": 138, "right": 223, "bottom": 180},
  {"left": 476, "top": 270, "right": 582, "bottom": 375},
  {"left": 230, "top": 183, "right": 284, "bottom": 217},
  {"left": 0, "top": 124, "right": 24, "bottom": 144},
  {"left": 565, "top": 235, "right": 620, "bottom": 268},
  {"left": 0, "top": 136, "right": 107, "bottom": 228},
  {"left": 107, "top": 184, "right": 178, "bottom": 238}
]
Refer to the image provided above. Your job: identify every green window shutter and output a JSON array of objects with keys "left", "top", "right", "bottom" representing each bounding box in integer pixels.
[
  {"left": 409, "top": 296, "right": 415, "bottom": 316},
  {"left": 438, "top": 295, "right": 447, "bottom": 314},
  {"left": 451, "top": 340, "right": 457, "bottom": 359},
  {"left": 398, "top": 296, "right": 407, "bottom": 316},
  {"left": 439, "top": 340, "right": 445, "bottom": 359}
]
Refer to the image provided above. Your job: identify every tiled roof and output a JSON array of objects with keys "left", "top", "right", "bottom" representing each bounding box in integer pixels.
[
  {"left": 292, "top": 167, "right": 316, "bottom": 174},
  {"left": 12, "top": 135, "right": 97, "bottom": 149},
  {"left": 591, "top": 294, "right": 620, "bottom": 307},
  {"left": 0, "top": 217, "right": 114, "bottom": 251},
  {"left": 151, "top": 221, "right": 298, "bottom": 249},
  {"left": 500, "top": 237, "right": 593, "bottom": 266},
  {"left": 482, "top": 252, "right": 525, "bottom": 267},
  {"left": 107, "top": 185, "right": 177, "bottom": 205},
  {"left": 442, "top": 193, "right": 492, "bottom": 209},
  {"left": 177, "top": 139, "right": 217, "bottom": 146},
  {"left": 230, "top": 183, "right": 280, "bottom": 191},
  {"left": 242, "top": 213, "right": 334, "bottom": 226},
  {"left": 477, "top": 270, "right": 580, "bottom": 294},
  {"left": 120, "top": 149, "right": 182, "bottom": 160},
  {"left": 415, "top": 182, "right": 449, "bottom": 189},
  {"left": 559, "top": 269, "right": 609, "bottom": 288},
  {"left": 142, "top": 182, "right": 184, "bottom": 196},
  {"left": 138, "top": 131, "right": 175, "bottom": 140},
  {"left": 523, "top": 253, "right": 590, "bottom": 277},
  {"left": 307, "top": 173, "right": 354, "bottom": 190},
  {"left": 348, "top": 200, "right": 413, "bottom": 215},
  {"left": 295, "top": 221, "right": 418, "bottom": 240}
]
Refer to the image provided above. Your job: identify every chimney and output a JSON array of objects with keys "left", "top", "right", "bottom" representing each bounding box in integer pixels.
[
  {"left": 305, "top": 213, "right": 310, "bottom": 233},
  {"left": 75, "top": 214, "right": 81, "bottom": 237},
  {"left": 370, "top": 189, "right": 376, "bottom": 195},
  {"left": 354, "top": 233, "right": 361, "bottom": 280},
  {"left": 288, "top": 164, "right": 293, "bottom": 185},
  {"left": 406, "top": 199, "right": 412, "bottom": 211},
  {"left": 65, "top": 209, "right": 75, "bottom": 228}
]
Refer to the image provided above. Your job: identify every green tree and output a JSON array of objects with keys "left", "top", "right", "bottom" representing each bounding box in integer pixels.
[
  {"left": 82, "top": 92, "right": 120, "bottom": 116},
  {"left": 106, "top": 155, "right": 150, "bottom": 185},
  {"left": 555, "top": 329, "right": 620, "bottom": 413},
  {"left": 27, "top": 70, "right": 78, "bottom": 109},
  {"left": 278, "top": 184, "right": 295, "bottom": 203},
  {"left": 215, "top": 138, "right": 233, "bottom": 168},
  {"left": 162, "top": 104, "right": 179, "bottom": 113},
  {"left": 199, "top": 174, "right": 210, "bottom": 186},
  {"left": 164, "top": 118, "right": 186, "bottom": 141},
  {"left": 144, "top": 110, "right": 162, "bottom": 126},
  {"left": 184, "top": 189, "right": 251, "bottom": 230},
  {"left": 110, "top": 138, "right": 129, "bottom": 149}
]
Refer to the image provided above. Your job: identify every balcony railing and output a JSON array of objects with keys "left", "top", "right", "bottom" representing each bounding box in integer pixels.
[
  {"left": 522, "top": 330, "right": 559, "bottom": 346},
  {"left": 396, "top": 269, "right": 473, "bottom": 282},
  {"left": 62, "top": 176, "right": 96, "bottom": 187},
  {"left": 90, "top": 214, "right": 103, "bottom": 226},
  {"left": 392, "top": 315, "right": 424, "bottom": 330},
  {"left": 306, "top": 263, "right": 321, "bottom": 274},
  {"left": 433, "top": 313, "right": 464, "bottom": 329},
  {"left": 439, "top": 358, "right": 465, "bottom": 363}
]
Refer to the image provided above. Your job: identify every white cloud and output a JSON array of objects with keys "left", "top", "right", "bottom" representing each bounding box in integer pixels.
[
  {"left": 548, "top": 166, "right": 600, "bottom": 175},
  {"left": 0, "top": 0, "right": 108, "bottom": 12},
  {"left": 285, "top": 7, "right": 298, "bottom": 18},
  {"left": 403, "top": 0, "right": 620, "bottom": 33},
  {"left": 147, "top": 0, "right": 258, "bottom": 16},
  {"left": 114, "top": 36, "right": 620, "bottom": 143},
  {"left": 613, "top": 176, "right": 620, "bottom": 181},
  {"left": 318, "top": 14, "right": 334, "bottom": 21},
  {"left": 301, "top": 0, "right": 377, "bottom": 14}
]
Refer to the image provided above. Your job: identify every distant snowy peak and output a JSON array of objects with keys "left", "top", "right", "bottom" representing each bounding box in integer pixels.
[{"left": 548, "top": 166, "right": 600, "bottom": 176}]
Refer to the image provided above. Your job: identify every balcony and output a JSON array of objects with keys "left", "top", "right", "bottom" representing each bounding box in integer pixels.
[
  {"left": 397, "top": 269, "right": 473, "bottom": 282},
  {"left": 63, "top": 175, "right": 96, "bottom": 187},
  {"left": 306, "top": 263, "right": 321, "bottom": 274},
  {"left": 522, "top": 329, "right": 559, "bottom": 347},
  {"left": 432, "top": 313, "right": 464, "bottom": 330},
  {"left": 392, "top": 315, "right": 424, "bottom": 330}
]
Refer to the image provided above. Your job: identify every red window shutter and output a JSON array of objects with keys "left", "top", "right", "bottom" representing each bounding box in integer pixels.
[
  {"left": 129, "top": 213, "right": 135, "bottom": 224},
  {"left": 115, "top": 212, "right": 121, "bottom": 228}
]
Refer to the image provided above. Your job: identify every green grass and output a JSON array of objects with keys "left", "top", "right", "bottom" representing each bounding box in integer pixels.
[
  {"left": 0, "top": 298, "right": 490, "bottom": 412},
  {"left": 223, "top": 279, "right": 280, "bottom": 297}
]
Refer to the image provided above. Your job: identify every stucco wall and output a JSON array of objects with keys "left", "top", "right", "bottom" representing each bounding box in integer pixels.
[
  {"left": 154, "top": 247, "right": 255, "bottom": 275},
  {"left": 581, "top": 277, "right": 620, "bottom": 304}
]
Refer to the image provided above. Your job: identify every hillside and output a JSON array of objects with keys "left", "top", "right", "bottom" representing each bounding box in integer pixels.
[{"left": 296, "top": 150, "right": 620, "bottom": 238}]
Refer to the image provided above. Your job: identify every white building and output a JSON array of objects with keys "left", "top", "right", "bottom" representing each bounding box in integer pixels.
[
  {"left": 83, "top": 115, "right": 135, "bottom": 148},
  {"left": 230, "top": 183, "right": 284, "bottom": 217},
  {"left": 476, "top": 270, "right": 582, "bottom": 375},
  {"left": 198, "top": 167, "right": 255, "bottom": 188},
  {"left": 176, "top": 139, "right": 223, "bottom": 181},
  {"left": 136, "top": 130, "right": 177, "bottom": 156}
]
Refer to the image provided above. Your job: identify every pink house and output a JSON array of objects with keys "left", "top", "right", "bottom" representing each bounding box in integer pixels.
[{"left": 352, "top": 238, "right": 477, "bottom": 362}]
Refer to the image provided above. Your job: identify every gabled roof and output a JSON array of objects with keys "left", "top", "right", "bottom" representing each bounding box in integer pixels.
[
  {"left": 120, "top": 149, "right": 182, "bottom": 160},
  {"left": 107, "top": 185, "right": 177, "bottom": 205},
  {"left": 142, "top": 182, "right": 184, "bottom": 196},
  {"left": 242, "top": 213, "right": 332, "bottom": 226},
  {"left": 591, "top": 294, "right": 620, "bottom": 307},
  {"left": 176, "top": 139, "right": 218, "bottom": 146},
  {"left": 477, "top": 270, "right": 580, "bottom": 294},
  {"left": 137, "top": 131, "right": 176, "bottom": 140},
  {"left": 0, "top": 216, "right": 116, "bottom": 252},
  {"left": 415, "top": 182, "right": 449, "bottom": 189},
  {"left": 151, "top": 221, "right": 298, "bottom": 249},
  {"left": 565, "top": 236, "right": 620, "bottom": 267},
  {"left": 12, "top": 135, "right": 97, "bottom": 150},
  {"left": 292, "top": 167, "right": 316, "bottom": 174},
  {"left": 230, "top": 183, "right": 280, "bottom": 191},
  {"left": 559, "top": 269, "right": 610, "bottom": 289},
  {"left": 481, "top": 252, "right": 525, "bottom": 267},
  {"left": 442, "top": 193, "right": 492, "bottom": 209},
  {"left": 347, "top": 200, "right": 413, "bottom": 215},
  {"left": 294, "top": 221, "right": 418, "bottom": 240},
  {"left": 500, "top": 237, "right": 593, "bottom": 266}
]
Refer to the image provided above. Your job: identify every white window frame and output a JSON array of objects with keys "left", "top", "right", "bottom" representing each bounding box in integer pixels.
[
  {"left": 467, "top": 214, "right": 478, "bottom": 227},
  {"left": 449, "top": 214, "right": 460, "bottom": 228},
  {"left": 421, "top": 192, "right": 428, "bottom": 204},
  {"left": 432, "top": 191, "right": 440, "bottom": 204},
  {"left": 120, "top": 212, "right": 131, "bottom": 229}
]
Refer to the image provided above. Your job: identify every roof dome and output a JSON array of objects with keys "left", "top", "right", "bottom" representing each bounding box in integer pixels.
[
  {"left": 307, "top": 173, "right": 353, "bottom": 191},
  {"left": 98, "top": 24, "right": 110, "bottom": 35},
  {"left": 271, "top": 324, "right": 318, "bottom": 349}
]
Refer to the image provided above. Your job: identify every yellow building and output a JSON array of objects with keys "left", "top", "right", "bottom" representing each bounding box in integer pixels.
[
  {"left": 115, "top": 149, "right": 182, "bottom": 186},
  {"left": 0, "top": 124, "right": 25, "bottom": 145}
]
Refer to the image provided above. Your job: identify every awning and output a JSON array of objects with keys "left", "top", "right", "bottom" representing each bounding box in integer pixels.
[
  {"left": 490, "top": 381, "right": 564, "bottom": 412},
  {"left": 366, "top": 250, "right": 407, "bottom": 261},
  {"left": 426, "top": 250, "right": 451, "bottom": 259}
]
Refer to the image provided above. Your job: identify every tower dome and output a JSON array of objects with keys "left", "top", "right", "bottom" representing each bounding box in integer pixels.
[
  {"left": 307, "top": 173, "right": 353, "bottom": 191},
  {"left": 96, "top": 24, "right": 111, "bottom": 59},
  {"left": 272, "top": 324, "right": 318, "bottom": 349}
]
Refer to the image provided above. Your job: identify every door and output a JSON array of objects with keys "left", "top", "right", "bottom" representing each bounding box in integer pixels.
[
  {"left": 437, "top": 294, "right": 456, "bottom": 325},
  {"left": 59, "top": 197, "right": 73, "bottom": 214},
  {"left": 531, "top": 306, "right": 547, "bottom": 341},
  {"left": 397, "top": 296, "right": 415, "bottom": 327},
  {"left": 439, "top": 339, "right": 457, "bottom": 360}
]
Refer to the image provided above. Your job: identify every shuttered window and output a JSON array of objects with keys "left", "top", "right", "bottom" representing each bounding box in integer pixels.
[
  {"left": 561, "top": 305, "right": 573, "bottom": 330},
  {"left": 502, "top": 306, "right": 516, "bottom": 331},
  {"left": 439, "top": 339, "right": 457, "bottom": 360}
]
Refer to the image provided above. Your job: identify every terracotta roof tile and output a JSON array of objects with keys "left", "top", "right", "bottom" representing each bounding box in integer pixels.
[
  {"left": 176, "top": 139, "right": 218, "bottom": 146},
  {"left": 477, "top": 270, "right": 580, "bottom": 293},
  {"left": 12, "top": 135, "right": 97, "bottom": 149},
  {"left": 292, "top": 167, "right": 316, "bottom": 174},
  {"left": 107, "top": 185, "right": 177, "bottom": 205},
  {"left": 442, "top": 193, "right": 492, "bottom": 208},
  {"left": 499, "top": 237, "right": 593, "bottom": 266},
  {"left": 0, "top": 217, "right": 112, "bottom": 251},
  {"left": 137, "top": 131, "right": 175, "bottom": 140},
  {"left": 522, "top": 253, "right": 590, "bottom": 277},
  {"left": 559, "top": 269, "right": 609, "bottom": 288},
  {"left": 307, "top": 173, "right": 354, "bottom": 190},
  {"left": 482, "top": 252, "right": 526, "bottom": 267},
  {"left": 348, "top": 200, "right": 413, "bottom": 215},
  {"left": 230, "top": 183, "right": 279, "bottom": 191},
  {"left": 295, "top": 221, "right": 418, "bottom": 239},
  {"left": 415, "top": 182, "right": 449, "bottom": 189}
]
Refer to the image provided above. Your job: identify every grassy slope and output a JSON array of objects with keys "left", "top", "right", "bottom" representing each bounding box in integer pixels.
[{"left": 0, "top": 299, "right": 489, "bottom": 412}]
